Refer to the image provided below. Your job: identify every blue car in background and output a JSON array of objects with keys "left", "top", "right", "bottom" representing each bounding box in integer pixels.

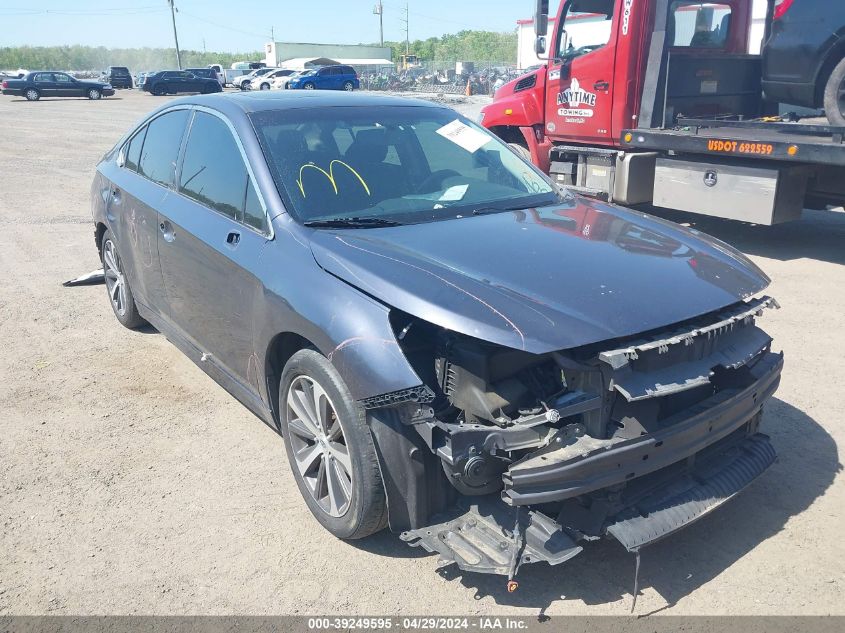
[{"left": 287, "top": 65, "right": 359, "bottom": 91}]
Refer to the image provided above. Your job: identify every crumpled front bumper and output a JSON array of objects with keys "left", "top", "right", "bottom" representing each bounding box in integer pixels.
[{"left": 502, "top": 351, "right": 783, "bottom": 506}]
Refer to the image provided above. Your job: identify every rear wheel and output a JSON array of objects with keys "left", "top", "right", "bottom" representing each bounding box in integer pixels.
[
  {"left": 24, "top": 88, "right": 39, "bottom": 101},
  {"left": 88, "top": 88, "right": 102, "bottom": 100},
  {"left": 343, "top": 81, "right": 354, "bottom": 92},
  {"left": 823, "top": 56, "right": 845, "bottom": 126},
  {"left": 279, "top": 349, "right": 387, "bottom": 539},
  {"left": 101, "top": 230, "right": 146, "bottom": 329}
]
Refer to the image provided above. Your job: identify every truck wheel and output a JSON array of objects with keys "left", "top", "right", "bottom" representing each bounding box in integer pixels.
[
  {"left": 25, "top": 88, "right": 40, "bottom": 101},
  {"left": 153, "top": 84, "right": 166, "bottom": 96},
  {"left": 508, "top": 142, "right": 531, "bottom": 162},
  {"left": 823, "top": 57, "right": 845, "bottom": 126},
  {"left": 279, "top": 349, "right": 387, "bottom": 540}
]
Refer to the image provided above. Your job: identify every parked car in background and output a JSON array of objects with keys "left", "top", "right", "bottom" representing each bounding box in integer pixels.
[
  {"left": 142, "top": 70, "right": 222, "bottom": 96},
  {"left": 272, "top": 70, "right": 306, "bottom": 90},
  {"left": 762, "top": 0, "right": 845, "bottom": 125},
  {"left": 251, "top": 69, "right": 296, "bottom": 91},
  {"left": 287, "top": 65, "right": 359, "bottom": 91},
  {"left": 91, "top": 91, "right": 782, "bottom": 584},
  {"left": 104, "top": 66, "right": 133, "bottom": 89},
  {"left": 136, "top": 71, "right": 157, "bottom": 89},
  {"left": 186, "top": 68, "right": 222, "bottom": 84},
  {"left": 2, "top": 71, "right": 114, "bottom": 101},
  {"left": 233, "top": 67, "right": 277, "bottom": 90},
  {"left": 206, "top": 65, "right": 225, "bottom": 86}
]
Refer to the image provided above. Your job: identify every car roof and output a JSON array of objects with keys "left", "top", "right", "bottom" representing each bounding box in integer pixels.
[{"left": 165, "top": 90, "right": 442, "bottom": 116}]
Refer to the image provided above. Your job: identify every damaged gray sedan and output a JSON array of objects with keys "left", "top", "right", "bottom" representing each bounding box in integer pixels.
[{"left": 91, "top": 91, "right": 782, "bottom": 589}]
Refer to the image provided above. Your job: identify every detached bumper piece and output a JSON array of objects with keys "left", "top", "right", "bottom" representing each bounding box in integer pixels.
[
  {"left": 400, "top": 497, "right": 582, "bottom": 576},
  {"left": 606, "top": 433, "right": 776, "bottom": 551}
]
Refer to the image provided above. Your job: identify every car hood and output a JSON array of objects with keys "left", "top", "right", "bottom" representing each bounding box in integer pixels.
[{"left": 308, "top": 197, "right": 770, "bottom": 353}]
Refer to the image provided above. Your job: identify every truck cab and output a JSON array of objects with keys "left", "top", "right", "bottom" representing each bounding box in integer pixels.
[{"left": 482, "top": 0, "right": 845, "bottom": 223}]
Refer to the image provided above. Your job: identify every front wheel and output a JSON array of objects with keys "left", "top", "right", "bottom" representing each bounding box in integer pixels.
[
  {"left": 101, "top": 230, "right": 146, "bottom": 329},
  {"left": 303, "top": 82, "right": 316, "bottom": 90},
  {"left": 152, "top": 84, "right": 166, "bottom": 96},
  {"left": 24, "top": 88, "right": 40, "bottom": 101},
  {"left": 279, "top": 349, "right": 387, "bottom": 539},
  {"left": 260, "top": 82, "right": 271, "bottom": 90},
  {"left": 343, "top": 81, "right": 354, "bottom": 92},
  {"left": 88, "top": 88, "right": 102, "bottom": 100},
  {"left": 823, "top": 57, "right": 845, "bottom": 126}
]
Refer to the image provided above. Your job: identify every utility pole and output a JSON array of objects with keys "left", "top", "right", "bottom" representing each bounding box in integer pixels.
[
  {"left": 167, "top": 0, "right": 182, "bottom": 70},
  {"left": 373, "top": 2, "right": 383, "bottom": 47},
  {"left": 400, "top": 2, "right": 409, "bottom": 55}
]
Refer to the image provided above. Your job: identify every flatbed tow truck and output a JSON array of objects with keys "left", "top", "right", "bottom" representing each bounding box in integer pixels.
[{"left": 481, "top": 0, "right": 845, "bottom": 224}]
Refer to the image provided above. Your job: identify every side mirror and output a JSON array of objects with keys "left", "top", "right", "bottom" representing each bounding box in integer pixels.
[
  {"left": 534, "top": 0, "right": 550, "bottom": 36},
  {"left": 535, "top": 36, "right": 547, "bottom": 56}
]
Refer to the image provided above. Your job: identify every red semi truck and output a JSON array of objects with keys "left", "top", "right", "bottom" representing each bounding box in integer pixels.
[{"left": 481, "top": 0, "right": 845, "bottom": 224}]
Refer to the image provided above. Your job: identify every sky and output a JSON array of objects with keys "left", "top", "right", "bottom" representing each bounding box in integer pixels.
[{"left": 0, "top": 1, "right": 554, "bottom": 52}]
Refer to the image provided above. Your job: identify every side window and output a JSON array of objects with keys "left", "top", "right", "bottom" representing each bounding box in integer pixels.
[
  {"left": 34, "top": 73, "right": 50, "bottom": 83},
  {"left": 55, "top": 73, "right": 71, "bottom": 83},
  {"left": 138, "top": 109, "right": 189, "bottom": 187},
  {"left": 556, "top": 0, "right": 616, "bottom": 60},
  {"left": 124, "top": 126, "right": 147, "bottom": 172},
  {"left": 179, "top": 111, "right": 262, "bottom": 225},
  {"left": 243, "top": 181, "right": 266, "bottom": 232},
  {"left": 669, "top": 2, "right": 732, "bottom": 48}
]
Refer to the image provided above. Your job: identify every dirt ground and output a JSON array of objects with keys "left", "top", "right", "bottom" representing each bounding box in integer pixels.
[{"left": 0, "top": 88, "right": 843, "bottom": 617}]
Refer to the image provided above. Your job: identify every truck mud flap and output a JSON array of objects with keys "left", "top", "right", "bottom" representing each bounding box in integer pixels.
[
  {"left": 607, "top": 433, "right": 776, "bottom": 552},
  {"left": 399, "top": 496, "right": 582, "bottom": 576}
]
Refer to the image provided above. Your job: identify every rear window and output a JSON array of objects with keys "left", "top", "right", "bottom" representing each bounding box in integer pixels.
[{"left": 669, "top": 1, "right": 732, "bottom": 48}]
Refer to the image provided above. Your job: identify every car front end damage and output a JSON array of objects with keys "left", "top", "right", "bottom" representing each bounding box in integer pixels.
[{"left": 362, "top": 295, "right": 782, "bottom": 590}]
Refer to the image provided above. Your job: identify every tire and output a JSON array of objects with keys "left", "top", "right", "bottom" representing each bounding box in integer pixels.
[
  {"left": 343, "top": 81, "right": 354, "bottom": 92},
  {"left": 88, "top": 88, "right": 101, "bottom": 100},
  {"left": 152, "top": 84, "right": 166, "bottom": 96},
  {"left": 303, "top": 82, "right": 316, "bottom": 90},
  {"left": 260, "top": 82, "right": 271, "bottom": 90},
  {"left": 241, "top": 80, "right": 251, "bottom": 91},
  {"left": 24, "top": 88, "right": 40, "bottom": 101},
  {"left": 101, "top": 230, "right": 146, "bottom": 329},
  {"left": 279, "top": 349, "right": 387, "bottom": 540},
  {"left": 508, "top": 142, "right": 532, "bottom": 162},
  {"left": 824, "top": 56, "right": 845, "bottom": 126}
]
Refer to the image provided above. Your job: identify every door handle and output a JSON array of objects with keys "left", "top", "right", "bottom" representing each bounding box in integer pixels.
[
  {"left": 226, "top": 231, "right": 241, "bottom": 248},
  {"left": 594, "top": 80, "right": 610, "bottom": 91},
  {"left": 159, "top": 220, "right": 175, "bottom": 242}
]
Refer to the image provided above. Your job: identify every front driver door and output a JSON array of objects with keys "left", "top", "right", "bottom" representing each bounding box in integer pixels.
[
  {"left": 545, "top": 0, "right": 618, "bottom": 146},
  {"left": 52, "top": 73, "right": 76, "bottom": 96}
]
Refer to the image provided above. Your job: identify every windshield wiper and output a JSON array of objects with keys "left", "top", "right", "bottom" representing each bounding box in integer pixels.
[
  {"left": 471, "top": 195, "right": 560, "bottom": 216},
  {"left": 303, "top": 217, "right": 402, "bottom": 228}
]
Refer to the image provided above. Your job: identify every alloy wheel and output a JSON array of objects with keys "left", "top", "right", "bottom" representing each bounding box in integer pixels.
[
  {"left": 839, "top": 76, "right": 845, "bottom": 119},
  {"left": 103, "top": 239, "right": 128, "bottom": 317},
  {"left": 285, "top": 375, "right": 353, "bottom": 517}
]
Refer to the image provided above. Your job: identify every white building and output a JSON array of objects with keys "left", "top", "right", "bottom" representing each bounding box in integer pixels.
[
  {"left": 264, "top": 42, "right": 393, "bottom": 70},
  {"left": 517, "top": 0, "right": 770, "bottom": 69}
]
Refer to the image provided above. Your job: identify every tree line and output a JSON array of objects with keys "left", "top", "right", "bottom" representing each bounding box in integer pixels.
[{"left": 0, "top": 30, "right": 517, "bottom": 72}]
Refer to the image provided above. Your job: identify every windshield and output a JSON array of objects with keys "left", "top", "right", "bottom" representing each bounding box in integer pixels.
[{"left": 249, "top": 106, "right": 560, "bottom": 225}]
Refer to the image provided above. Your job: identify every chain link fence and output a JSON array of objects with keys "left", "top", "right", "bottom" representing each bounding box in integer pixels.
[{"left": 356, "top": 61, "right": 527, "bottom": 96}]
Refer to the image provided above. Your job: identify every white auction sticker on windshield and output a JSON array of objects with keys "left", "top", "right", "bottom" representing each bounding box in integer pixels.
[
  {"left": 439, "top": 184, "right": 469, "bottom": 202},
  {"left": 436, "top": 119, "right": 491, "bottom": 153}
]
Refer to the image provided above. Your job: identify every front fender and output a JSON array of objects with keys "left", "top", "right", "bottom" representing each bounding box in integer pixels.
[{"left": 255, "top": 216, "right": 424, "bottom": 405}]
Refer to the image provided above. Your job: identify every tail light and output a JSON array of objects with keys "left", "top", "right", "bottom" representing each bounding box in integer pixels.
[
  {"left": 773, "top": 0, "right": 795, "bottom": 20},
  {"left": 1, "top": 81, "right": 7, "bottom": 89}
]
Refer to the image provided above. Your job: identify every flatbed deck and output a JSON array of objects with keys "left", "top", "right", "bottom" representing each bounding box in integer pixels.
[{"left": 622, "top": 117, "right": 845, "bottom": 167}]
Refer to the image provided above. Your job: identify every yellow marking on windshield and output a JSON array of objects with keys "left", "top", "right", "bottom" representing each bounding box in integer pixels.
[{"left": 296, "top": 160, "right": 371, "bottom": 198}]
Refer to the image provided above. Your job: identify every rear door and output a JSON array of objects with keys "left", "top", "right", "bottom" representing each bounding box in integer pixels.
[
  {"left": 33, "top": 72, "right": 57, "bottom": 97},
  {"left": 545, "top": 0, "right": 618, "bottom": 145},
  {"left": 106, "top": 108, "right": 191, "bottom": 319},
  {"left": 158, "top": 109, "right": 270, "bottom": 388}
]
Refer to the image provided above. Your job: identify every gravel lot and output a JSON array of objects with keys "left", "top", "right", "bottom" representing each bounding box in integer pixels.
[{"left": 1, "top": 88, "right": 843, "bottom": 617}]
